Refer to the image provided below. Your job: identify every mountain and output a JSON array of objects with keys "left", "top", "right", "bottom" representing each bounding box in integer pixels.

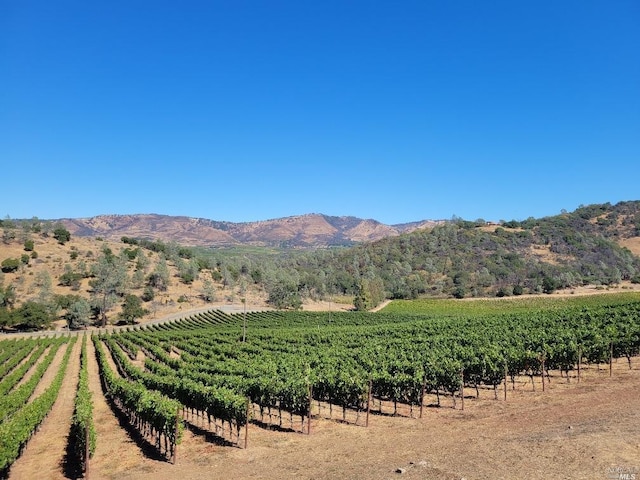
[{"left": 59, "top": 213, "right": 442, "bottom": 248}]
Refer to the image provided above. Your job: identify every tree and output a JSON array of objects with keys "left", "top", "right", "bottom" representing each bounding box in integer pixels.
[
  {"left": 120, "top": 294, "right": 147, "bottom": 324},
  {"left": 542, "top": 276, "right": 557, "bottom": 294},
  {"left": 34, "top": 270, "right": 53, "bottom": 303},
  {"left": 90, "top": 252, "right": 129, "bottom": 326},
  {"left": 0, "top": 284, "right": 16, "bottom": 309},
  {"left": 353, "top": 277, "right": 385, "bottom": 311},
  {"left": 12, "top": 301, "right": 52, "bottom": 330},
  {"left": 53, "top": 225, "right": 71, "bottom": 245},
  {"left": 267, "top": 281, "right": 302, "bottom": 310},
  {"left": 66, "top": 298, "right": 91, "bottom": 329},
  {"left": 147, "top": 257, "right": 170, "bottom": 291},
  {"left": 201, "top": 278, "right": 216, "bottom": 303}
]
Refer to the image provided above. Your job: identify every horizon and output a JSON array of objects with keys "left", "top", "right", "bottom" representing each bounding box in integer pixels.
[
  {"left": 9, "top": 198, "right": 639, "bottom": 226},
  {"left": 3, "top": 2, "right": 639, "bottom": 224}
]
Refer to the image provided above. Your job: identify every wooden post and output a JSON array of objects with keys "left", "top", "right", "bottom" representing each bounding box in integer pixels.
[
  {"left": 173, "top": 408, "right": 179, "bottom": 464},
  {"left": 366, "top": 379, "right": 372, "bottom": 427},
  {"left": 419, "top": 378, "right": 426, "bottom": 419},
  {"left": 541, "top": 358, "right": 545, "bottom": 392},
  {"left": 577, "top": 347, "right": 581, "bottom": 383},
  {"left": 244, "top": 398, "right": 250, "bottom": 449},
  {"left": 307, "top": 385, "right": 313, "bottom": 435},
  {"left": 503, "top": 361, "right": 508, "bottom": 402},
  {"left": 609, "top": 342, "right": 613, "bottom": 377},
  {"left": 460, "top": 369, "right": 464, "bottom": 411},
  {"left": 85, "top": 424, "right": 90, "bottom": 479}
]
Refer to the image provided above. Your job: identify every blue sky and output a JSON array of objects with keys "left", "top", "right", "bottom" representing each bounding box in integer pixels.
[{"left": 2, "top": 1, "right": 639, "bottom": 225}]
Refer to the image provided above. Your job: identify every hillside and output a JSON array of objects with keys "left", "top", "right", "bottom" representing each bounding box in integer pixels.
[
  {"left": 274, "top": 201, "right": 640, "bottom": 302},
  {"left": 58, "top": 213, "right": 441, "bottom": 248},
  {"left": 2, "top": 201, "right": 640, "bottom": 330},
  {"left": 0, "top": 232, "right": 270, "bottom": 330}
]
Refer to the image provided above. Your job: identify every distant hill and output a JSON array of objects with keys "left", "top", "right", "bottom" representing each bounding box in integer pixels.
[
  {"left": 59, "top": 213, "right": 442, "bottom": 248},
  {"left": 275, "top": 201, "right": 640, "bottom": 300}
]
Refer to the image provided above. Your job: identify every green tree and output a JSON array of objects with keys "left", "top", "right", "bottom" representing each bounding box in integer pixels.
[
  {"left": 147, "top": 257, "right": 170, "bottom": 291},
  {"left": 53, "top": 225, "right": 71, "bottom": 245},
  {"left": 66, "top": 298, "right": 92, "bottom": 329},
  {"left": 35, "top": 270, "right": 53, "bottom": 303},
  {"left": 267, "top": 281, "right": 302, "bottom": 310},
  {"left": 542, "top": 276, "right": 557, "bottom": 294},
  {"left": 201, "top": 278, "right": 216, "bottom": 303},
  {"left": 0, "top": 284, "right": 16, "bottom": 308},
  {"left": 12, "top": 301, "right": 52, "bottom": 330},
  {"left": 120, "top": 294, "right": 147, "bottom": 324},
  {"left": 90, "top": 252, "right": 129, "bottom": 326}
]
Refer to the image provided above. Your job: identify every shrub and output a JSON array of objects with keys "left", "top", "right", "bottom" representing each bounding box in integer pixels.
[{"left": 1, "top": 258, "right": 20, "bottom": 273}]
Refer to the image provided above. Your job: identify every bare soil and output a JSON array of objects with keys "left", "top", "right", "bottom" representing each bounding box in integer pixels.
[{"left": 9, "top": 339, "right": 81, "bottom": 480}]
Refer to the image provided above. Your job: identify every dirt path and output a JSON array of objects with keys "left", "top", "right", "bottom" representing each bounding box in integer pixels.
[
  {"left": 86, "top": 336, "right": 184, "bottom": 480},
  {"left": 10, "top": 344, "right": 49, "bottom": 392},
  {"left": 9, "top": 338, "right": 81, "bottom": 480}
]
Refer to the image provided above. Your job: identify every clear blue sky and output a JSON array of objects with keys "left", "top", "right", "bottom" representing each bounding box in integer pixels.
[{"left": 2, "top": 1, "right": 639, "bottom": 225}]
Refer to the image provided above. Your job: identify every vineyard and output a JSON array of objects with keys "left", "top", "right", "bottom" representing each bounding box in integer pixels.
[{"left": 0, "top": 293, "right": 639, "bottom": 479}]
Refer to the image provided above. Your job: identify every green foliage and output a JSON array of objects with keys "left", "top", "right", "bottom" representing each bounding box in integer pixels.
[
  {"left": 59, "top": 265, "right": 83, "bottom": 290},
  {"left": 141, "top": 286, "right": 155, "bottom": 302},
  {"left": 98, "top": 293, "right": 640, "bottom": 427},
  {"left": 267, "top": 281, "right": 302, "bottom": 310},
  {"left": 0, "top": 338, "right": 75, "bottom": 472},
  {"left": 53, "top": 225, "right": 71, "bottom": 245},
  {"left": 542, "top": 276, "right": 557, "bottom": 294},
  {"left": 353, "top": 277, "right": 385, "bottom": 310},
  {"left": 11, "top": 301, "right": 53, "bottom": 330},
  {"left": 66, "top": 298, "right": 92, "bottom": 329},
  {"left": 89, "top": 251, "right": 129, "bottom": 326},
  {"left": 23, "top": 239, "right": 34, "bottom": 251},
  {"left": 93, "top": 337, "right": 183, "bottom": 451},
  {"left": 1, "top": 258, "right": 20, "bottom": 273},
  {"left": 70, "top": 336, "right": 96, "bottom": 468},
  {"left": 120, "top": 294, "right": 147, "bottom": 324}
]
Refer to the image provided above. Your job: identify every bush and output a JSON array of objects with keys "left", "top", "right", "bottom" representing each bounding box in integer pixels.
[
  {"left": 24, "top": 239, "right": 34, "bottom": 251},
  {"left": 53, "top": 226, "right": 71, "bottom": 245},
  {"left": 1, "top": 258, "right": 20, "bottom": 273}
]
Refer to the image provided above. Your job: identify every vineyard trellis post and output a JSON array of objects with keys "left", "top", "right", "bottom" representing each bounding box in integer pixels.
[
  {"left": 244, "top": 398, "right": 250, "bottom": 448},
  {"left": 541, "top": 358, "right": 545, "bottom": 393},
  {"left": 503, "top": 360, "right": 507, "bottom": 402},
  {"left": 419, "top": 377, "right": 426, "bottom": 419},
  {"left": 366, "top": 379, "right": 372, "bottom": 427},
  {"left": 85, "top": 424, "right": 90, "bottom": 480},
  {"left": 460, "top": 369, "right": 464, "bottom": 411},
  {"left": 172, "top": 407, "right": 179, "bottom": 464},
  {"left": 609, "top": 342, "right": 613, "bottom": 377},
  {"left": 577, "top": 346, "right": 581, "bottom": 383},
  {"left": 307, "top": 385, "right": 313, "bottom": 435}
]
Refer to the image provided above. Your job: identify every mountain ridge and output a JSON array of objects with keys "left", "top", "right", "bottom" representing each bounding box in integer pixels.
[{"left": 59, "top": 213, "right": 443, "bottom": 248}]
